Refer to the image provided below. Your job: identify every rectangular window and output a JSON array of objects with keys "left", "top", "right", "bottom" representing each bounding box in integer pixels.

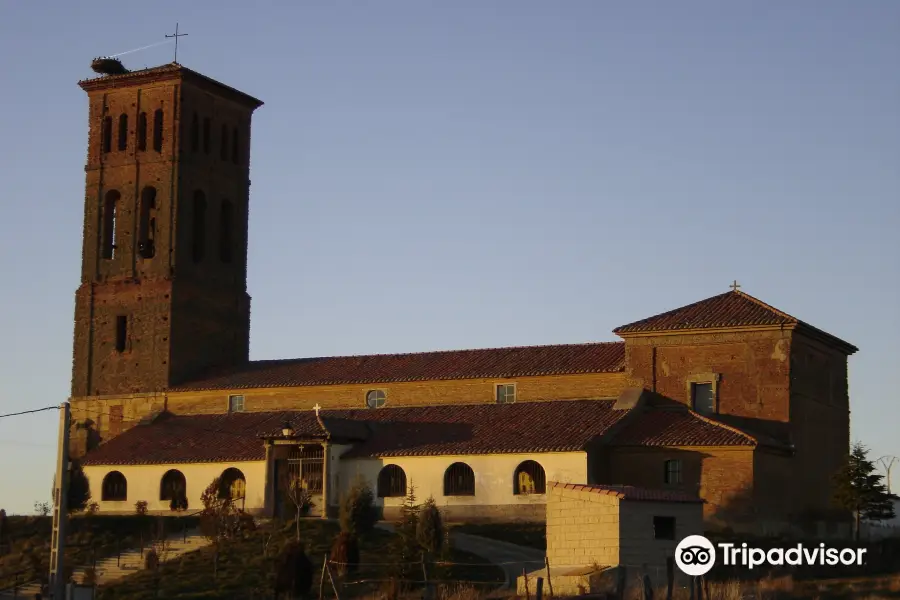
[
  {"left": 664, "top": 460, "right": 682, "bottom": 485},
  {"left": 137, "top": 112, "right": 147, "bottom": 151},
  {"left": 691, "top": 382, "right": 715, "bottom": 415},
  {"left": 115, "top": 316, "right": 128, "bottom": 353},
  {"left": 496, "top": 383, "right": 516, "bottom": 404},
  {"left": 653, "top": 516, "right": 676, "bottom": 540},
  {"left": 229, "top": 395, "right": 245, "bottom": 413},
  {"left": 117, "top": 114, "right": 128, "bottom": 151},
  {"left": 152, "top": 109, "right": 164, "bottom": 153},
  {"left": 203, "top": 118, "right": 211, "bottom": 154}
]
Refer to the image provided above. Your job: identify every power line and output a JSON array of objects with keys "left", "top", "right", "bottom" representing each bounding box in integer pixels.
[{"left": 0, "top": 405, "right": 59, "bottom": 419}]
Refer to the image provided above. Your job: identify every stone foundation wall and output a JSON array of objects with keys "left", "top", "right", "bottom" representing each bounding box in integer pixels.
[{"left": 382, "top": 503, "right": 546, "bottom": 523}]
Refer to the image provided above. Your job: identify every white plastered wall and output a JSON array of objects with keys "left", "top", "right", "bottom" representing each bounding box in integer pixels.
[
  {"left": 83, "top": 461, "right": 266, "bottom": 514},
  {"left": 338, "top": 452, "right": 587, "bottom": 514}
]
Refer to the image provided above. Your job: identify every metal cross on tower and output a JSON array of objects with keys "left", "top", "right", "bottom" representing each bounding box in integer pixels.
[
  {"left": 166, "top": 23, "right": 188, "bottom": 63},
  {"left": 730, "top": 280, "right": 741, "bottom": 292}
]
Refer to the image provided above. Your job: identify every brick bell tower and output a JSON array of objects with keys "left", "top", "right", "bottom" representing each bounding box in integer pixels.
[{"left": 72, "top": 60, "right": 263, "bottom": 397}]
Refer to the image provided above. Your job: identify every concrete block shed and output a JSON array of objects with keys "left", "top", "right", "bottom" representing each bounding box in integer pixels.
[{"left": 518, "top": 482, "right": 704, "bottom": 596}]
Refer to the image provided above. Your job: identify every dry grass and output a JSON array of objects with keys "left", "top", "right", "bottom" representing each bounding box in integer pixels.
[
  {"left": 350, "top": 573, "right": 900, "bottom": 600},
  {"left": 758, "top": 574, "right": 795, "bottom": 593}
]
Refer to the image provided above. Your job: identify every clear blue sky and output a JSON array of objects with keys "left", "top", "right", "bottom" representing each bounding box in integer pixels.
[{"left": 0, "top": 1, "right": 897, "bottom": 514}]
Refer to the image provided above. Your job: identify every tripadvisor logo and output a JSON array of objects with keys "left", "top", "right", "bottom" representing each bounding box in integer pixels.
[
  {"left": 675, "top": 535, "right": 868, "bottom": 576},
  {"left": 676, "top": 535, "right": 716, "bottom": 576}
]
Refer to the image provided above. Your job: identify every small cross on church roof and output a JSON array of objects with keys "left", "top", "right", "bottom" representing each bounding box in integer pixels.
[
  {"left": 730, "top": 280, "right": 741, "bottom": 292},
  {"left": 313, "top": 403, "right": 321, "bottom": 416}
]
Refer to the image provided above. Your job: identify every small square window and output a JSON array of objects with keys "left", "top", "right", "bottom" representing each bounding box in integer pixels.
[
  {"left": 664, "top": 460, "right": 682, "bottom": 485},
  {"left": 691, "top": 382, "right": 715, "bottom": 415},
  {"left": 496, "top": 383, "right": 516, "bottom": 404},
  {"left": 654, "top": 516, "right": 676, "bottom": 540},
  {"left": 228, "top": 395, "right": 245, "bottom": 413}
]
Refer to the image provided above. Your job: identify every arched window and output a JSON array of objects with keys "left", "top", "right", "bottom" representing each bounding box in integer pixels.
[
  {"left": 101, "top": 116, "right": 112, "bottom": 153},
  {"left": 219, "top": 200, "right": 234, "bottom": 263},
  {"left": 101, "top": 190, "right": 120, "bottom": 259},
  {"left": 513, "top": 460, "right": 546, "bottom": 495},
  {"left": 101, "top": 471, "right": 127, "bottom": 501},
  {"left": 192, "top": 190, "right": 207, "bottom": 262},
  {"left": 664, "top": 460, "right": 682, "bottom": 485},
  {"left": 160, "top": 469, "right": 187, "bottom": 501},
  {"left": 138, "top": 187, "right": 157, "bottom": 259},
  {"left": 377, "top": 465, "right": 407, "bottom": 498},
  {"left": 203, "top": 118, "right": 211, "bottom": 154},
  {"left": 219, "top": 468, "right": 246, "bottom": 501},
  {"left": 152, "top": 109, "right": 164, "bottom": 152},
  {"left": 191, "top": 112, "right": 199, "bottom": 152},
  {"left": 220, "top": 124, "right": 229, "bottom": 160},
  {"left": 443, "top": 462, "right": 475, "bottom": 497},
  {"left": 231, "top": 127, "right": 239, "bottom": 164},
  {"left": 117, "top": 114, "right": 128, "bottom": 151},
  {"left": 137, "top": 112, "right": 147, "bottom": 151}
]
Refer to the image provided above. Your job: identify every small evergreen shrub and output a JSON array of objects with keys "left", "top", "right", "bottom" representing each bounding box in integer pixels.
[
  {"left": 417, "top": 496, "right": 445, "bottom": 556},
  {"left": 338, "top": 478, "right": 377, "bottom": 537},
  {"left": 275, "top": 540, "right": 313, "bottom": 598},
  {"left": 144, "top": 548, "right": 160, "bottom": 570}
]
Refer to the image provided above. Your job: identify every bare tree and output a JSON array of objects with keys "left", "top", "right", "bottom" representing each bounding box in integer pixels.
[
  {"left": 278, "top": 469, "right": 313, "bottom": 542},
  {"left": 199, "top": 477, "right": 255, "bottom": 578}
]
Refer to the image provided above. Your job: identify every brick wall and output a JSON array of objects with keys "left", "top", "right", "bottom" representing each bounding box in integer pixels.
[
  {"left": 788, "top": 331, "right": 850, "bottom": 518},
  {"left": 72, "top": 71, "right": 259, "bottom": 398},
  {"left": 607, "top": 447, "right": 755, "bottom": 528},
  {"left": 623, "top": 330, "right": 792, "bottom": 441},
  {"left": 752, "top": 449, "right": 794, "bottom": 531},
  {"left": 164, "top": 371, "right": 629, "bottom": 415}
]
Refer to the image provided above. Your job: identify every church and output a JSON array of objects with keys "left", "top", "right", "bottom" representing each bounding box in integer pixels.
[{"left": 69, "top": 60, "right": 857, "bottom": 534}]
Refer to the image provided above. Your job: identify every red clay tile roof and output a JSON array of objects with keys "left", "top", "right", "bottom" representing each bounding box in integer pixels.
[
  {"left": 335, "top": 400, "right": 629, "bottom": 458},
  {"left": 614, "top": 291, "right": 797, "bottom": 334},
  {"left": 82, "top": 399, "right": 630, "bottom": 465},
  {"left": 609, "top": 408, "right": 757, "bottom": 447},
  {"left": 82, "top": 412, "right": 284, "bottom": 465},
  {"left": 548, "top": 482, "right": 703, "bottom": 503},
  {"left": 169, "top": 342, "right": 626, "bottom": 391},
  {"left": 613, "top": 291, "right": 857, "bottom": 352}
]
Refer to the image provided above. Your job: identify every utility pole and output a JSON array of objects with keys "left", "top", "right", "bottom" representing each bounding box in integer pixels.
[
  {"left": 878, "top": 456, "right": 898, "bottom": 495},
  {"left": 49, "top": 402, "right": 71, "bottom": 599}
]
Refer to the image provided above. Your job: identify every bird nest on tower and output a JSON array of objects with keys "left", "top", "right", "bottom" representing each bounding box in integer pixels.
[{"left": 91, "top": 57, "right": 130, "bottom": 76}]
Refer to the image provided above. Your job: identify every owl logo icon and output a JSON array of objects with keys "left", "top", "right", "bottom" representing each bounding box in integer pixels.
[{"left": 675, "top": 535, "right": 716, "bottom": 576}]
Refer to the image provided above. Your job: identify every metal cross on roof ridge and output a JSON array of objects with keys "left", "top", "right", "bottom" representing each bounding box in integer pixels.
[
  {"left": 730, "top": 280, "right": 741, "bottom": 292},
  {"left": 313, "top": 403, "right": 321, "bottom": 416},
  {"left": 165, "top": 23, "right": 188, "bottom": 64}
]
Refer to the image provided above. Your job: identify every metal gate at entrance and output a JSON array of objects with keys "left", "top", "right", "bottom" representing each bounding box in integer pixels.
[{"left": 274, "top": 444, "right": 324, "bottom": 518}]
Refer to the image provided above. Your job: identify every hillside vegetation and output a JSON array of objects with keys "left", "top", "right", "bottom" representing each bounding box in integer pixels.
[{"left": 0, "top": 514, "right": 199, "bottom": 590}]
